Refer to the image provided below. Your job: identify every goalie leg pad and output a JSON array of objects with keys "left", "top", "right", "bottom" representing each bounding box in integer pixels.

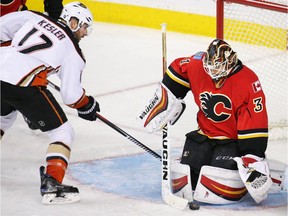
[
  {"left": 193, "top": 165, "right": 247, "bottom": 204},
  {"left": 267, "top": 159, "right": 288, "bottom": 194},
  {"left": 171, "top": 160, "right": 193, "bottom": 202},
  {"left": 137, "top": 83, "right": 186, "bottom": 133}
]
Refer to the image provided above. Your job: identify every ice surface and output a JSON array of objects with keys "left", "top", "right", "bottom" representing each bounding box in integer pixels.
[{"left": 1, "top": 22, "right": 287, "bottom": 216}]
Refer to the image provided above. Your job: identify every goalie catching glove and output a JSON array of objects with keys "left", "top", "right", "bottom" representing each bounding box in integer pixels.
[
  {"left": 77, "top": 96, "right": 100, "bottom": 121},
  {"left": 234, "top": 154, "right": 272, "bottom": 203},
  {"left": 137, "top": 83, "right": 186, "bottom": 133}
]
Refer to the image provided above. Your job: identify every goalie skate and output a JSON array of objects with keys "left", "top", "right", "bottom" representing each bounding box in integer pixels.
[{"left": 40, "top": 166, "right": 80, "bottom": 204}]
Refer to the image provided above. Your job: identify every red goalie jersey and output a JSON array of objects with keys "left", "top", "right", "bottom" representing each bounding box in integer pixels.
[{"left": 162, "top": 51, "right": 268, "bottom": 156}]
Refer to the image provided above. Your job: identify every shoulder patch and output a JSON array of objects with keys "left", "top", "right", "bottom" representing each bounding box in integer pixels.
[{"left": 193, "top": 51, "right": 205, "bottom": 60}]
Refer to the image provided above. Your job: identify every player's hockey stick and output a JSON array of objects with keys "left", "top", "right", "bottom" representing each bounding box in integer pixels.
[
  {"left": 160, "top": 23, "right": 188, "bottom": 209},
  {"left": 47, "top": 80, "right": 161, "bottom": 161},
  {"left": 95, "top": 114, "right": 162, "bottom": 160}
]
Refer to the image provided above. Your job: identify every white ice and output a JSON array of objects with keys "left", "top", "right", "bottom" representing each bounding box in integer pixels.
[{"left": 1, "top": 22, "right": 287, "bottom": 216}]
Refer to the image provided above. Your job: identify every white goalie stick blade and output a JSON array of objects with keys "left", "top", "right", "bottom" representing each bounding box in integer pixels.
[
  {"left": 42, "top": 193, "right": 80, "bottom": 205},
  {"left": 162, "top": 181, "right": 189, "bottom": 209},
  {"left": 162, "top": 124, "right": 188, "bottom": 209}
]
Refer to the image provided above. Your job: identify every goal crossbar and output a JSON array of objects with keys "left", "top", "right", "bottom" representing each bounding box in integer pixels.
[{"left": 217, "top": 0, "right": 288, "bottom": 39}]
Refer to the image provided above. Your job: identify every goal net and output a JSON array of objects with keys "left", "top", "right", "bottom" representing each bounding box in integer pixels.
[{"left": 216, "top": 0, "right": 288, "bottom": 139}]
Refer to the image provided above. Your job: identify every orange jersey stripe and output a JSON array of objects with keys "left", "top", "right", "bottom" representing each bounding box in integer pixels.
[{"left": 39, "top": 88, "right": 64, "bottom": 124}]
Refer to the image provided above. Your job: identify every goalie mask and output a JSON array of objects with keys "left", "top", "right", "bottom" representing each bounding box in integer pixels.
[
  {"left": 60, "top": 2, "right": 93, "bottom": 35},
  {"left": 203, "top": 39, "right": 238, "bottom": 81}
]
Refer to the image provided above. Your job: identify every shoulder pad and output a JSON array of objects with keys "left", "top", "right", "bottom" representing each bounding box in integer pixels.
[{"left": 192, "top": 51, "right": 206, "bottom": 60}]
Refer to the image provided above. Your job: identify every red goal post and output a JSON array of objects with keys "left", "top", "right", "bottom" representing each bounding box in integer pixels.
[{"left": 216, "top": 0, "right": 287, "bottom": 139}]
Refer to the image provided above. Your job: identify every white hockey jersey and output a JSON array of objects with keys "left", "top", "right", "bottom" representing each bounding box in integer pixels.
[{"left": 1, "top": 10, "right": 88, "bottom": 108}]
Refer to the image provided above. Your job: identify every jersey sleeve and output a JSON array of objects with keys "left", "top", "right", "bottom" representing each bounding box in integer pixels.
[
  {"left": 58, "top": 52, "right": 89, "bottom": 109},
  {"left": 236, "top": 74, "right": 268, "bottom": 157},
  {"left": 162, "top": 57, "right": 191, "bottom": 99},
  {"left": 0, "top": 11, "right": 35, "bottom": 42}
]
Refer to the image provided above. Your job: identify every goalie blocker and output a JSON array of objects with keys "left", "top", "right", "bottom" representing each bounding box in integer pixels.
[{"left": 137, "top": 83, "right": 186, "bottom": 133}]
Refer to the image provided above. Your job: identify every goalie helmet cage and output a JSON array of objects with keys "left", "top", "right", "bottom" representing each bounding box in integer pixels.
[{"left": 216, "top": 0, "right": 288, "bottom": 139}]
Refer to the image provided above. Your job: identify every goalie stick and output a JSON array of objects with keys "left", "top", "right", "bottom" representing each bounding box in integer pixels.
[
  {"left": 160, "top": 23, "right": 188, "bottom": 210},
  {"left": 47, "top": 80, "right": 161, "bottom": 161}
]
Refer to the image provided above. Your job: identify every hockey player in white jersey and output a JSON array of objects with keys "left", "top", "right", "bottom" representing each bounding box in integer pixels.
[{"left": 1, "top": 2, "right": 99, "bottom": 204}]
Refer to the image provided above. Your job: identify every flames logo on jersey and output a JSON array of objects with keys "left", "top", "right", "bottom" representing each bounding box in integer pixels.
[{"left": 200, "top": 92, "right": 232, "bottom": 122}]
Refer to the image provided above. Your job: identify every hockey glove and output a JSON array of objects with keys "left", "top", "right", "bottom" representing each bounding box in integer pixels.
[
  {"left": 77, "top": 96, "right": 100, "bottom": 121},
  {"left": 137, "top": 83, "right": 186, "bottom": 133},
  {"left": 234, "top": 154, "right": 272, "bottom": 203}
]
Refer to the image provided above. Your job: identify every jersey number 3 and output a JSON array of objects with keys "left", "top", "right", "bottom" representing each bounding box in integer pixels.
[
  {"left": 253, "top": 97, "right": 263, "bottom": 113},
  {"left": 18, "top": 27, "right": 52, "bottom": 54}
]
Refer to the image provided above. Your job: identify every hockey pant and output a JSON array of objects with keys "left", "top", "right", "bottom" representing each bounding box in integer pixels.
[
  {"left": 1, "top": 81, "right": 74, "bottom": 183},
  {"left": 180, "top": 130, "right": 240, "bottom": 190}
]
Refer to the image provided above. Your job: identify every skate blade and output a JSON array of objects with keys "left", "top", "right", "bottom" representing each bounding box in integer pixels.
[{"left": 42, "top": 193, "right": 80, "bottom": 205}]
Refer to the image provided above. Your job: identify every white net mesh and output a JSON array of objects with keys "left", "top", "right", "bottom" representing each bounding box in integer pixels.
[{"left": 222, "top": 0, "right": 288, "bottom": 139}]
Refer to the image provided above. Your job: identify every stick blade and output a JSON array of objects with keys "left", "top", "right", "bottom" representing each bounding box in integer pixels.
[
  {"left": 162, "top": 190, "right": 188, "bottom": 209},
  {"left": 162, "top": 182, "right": 188, "bottom": 209}
]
